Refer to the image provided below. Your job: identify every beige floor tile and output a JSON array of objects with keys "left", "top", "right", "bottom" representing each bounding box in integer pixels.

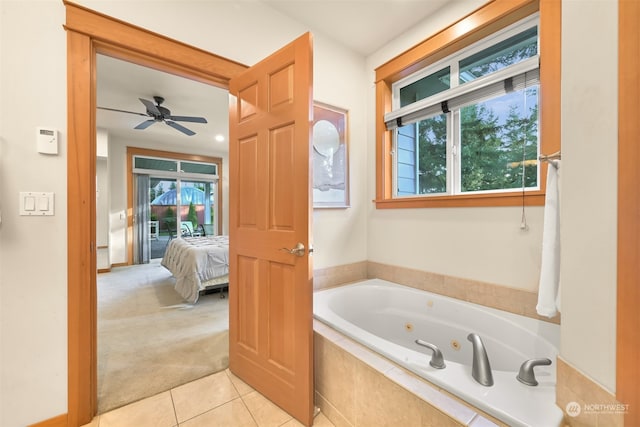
[
  {"left": 171, "top": 370, "right": 239, "bottom": 423},
  {"left": 241, "top": 390, "right": 292, "bottom": 427},
  {"left": 225, "top": 368, "right": 255, "bottom": 396},
  {"left": 179, "top": 398, "right": 257, "bottom": 427},
  {"left": 270, "top": 412, "right": 337, "bottom": 427},
  {"left": 99, "top": 391, "right": 177, "bottom": 427},
  {"left": 281, "top": 418, "right": 305, "bottom": 427},
  {"left": 309, "top": 412, "right": 336, "bottom": 427}
]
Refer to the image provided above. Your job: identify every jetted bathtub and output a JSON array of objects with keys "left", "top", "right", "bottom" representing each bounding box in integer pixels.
[{"left": 313, "top": 279, "right": 563, "bottom": 427}]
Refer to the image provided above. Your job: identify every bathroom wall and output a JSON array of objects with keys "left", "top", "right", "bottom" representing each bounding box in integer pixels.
[
  {"left": 0, "top": 2, "right": 369, "bottom": 426},
  {"left": 364, "top": 0, "right": 620, "bottom": 396},
  {"left": 365, "top": 0, "right": 545, "bottom": 293},
  {"left": 560, "top": 0, "right": 618, "bottom": 393},
  {"left": 0, "top": 2, "right": 69, "bottom": 425}
]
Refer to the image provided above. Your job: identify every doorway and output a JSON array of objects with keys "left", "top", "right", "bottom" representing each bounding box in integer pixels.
[
  {"left": 68, "top": 5, "right": 314, "bottom": 426},
  {"left": 65, "top": 4, "right": 247, "bottom": 424},
  {"left": 95, "top": 55, "right": 229, "bottom": 410}
]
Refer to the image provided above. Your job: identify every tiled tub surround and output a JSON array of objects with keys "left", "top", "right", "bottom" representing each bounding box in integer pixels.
[
  {"left": 314, "top": 279, "right": 564, "bottom": 427},
  {"left": 556, "top": 357, "right": 624, "bottom": 427},
  {"left": 366, "top": 262, "right": 561, "bottom": 325},
  {"left": 315, "top": 320, "right": 505, "bottom": 427},
  {"left": 314, "top": 262, "right": 560, "bottom": 325}
]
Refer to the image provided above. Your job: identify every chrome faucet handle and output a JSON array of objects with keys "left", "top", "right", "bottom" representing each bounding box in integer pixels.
[
  {"left": 415, "top": 339, "right": 446, "bottom": 369},
  {"left": 517, "top": 358, "right": 552, "bottom": 386}
]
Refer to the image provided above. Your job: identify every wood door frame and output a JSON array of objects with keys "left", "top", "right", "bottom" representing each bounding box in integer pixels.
[
  {"left": 64, "top": 2, "right": 247, "bottom": 424},
  {"left": 617, "top": 0, "right": 639, "bottom": 424},
  {"left": 125, "top": 147, "right": 224, "bottom": 265}
]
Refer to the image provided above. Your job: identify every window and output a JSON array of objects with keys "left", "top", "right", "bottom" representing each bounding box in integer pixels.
[
  {"left": 133, "top": 155, "right": 218, "bottom": 177},
  {"left": 374, "top": 0, "right": 561, "bottom": 208},
  {"left": 387, "top": 16, "right": 540, "bottom": 198}
]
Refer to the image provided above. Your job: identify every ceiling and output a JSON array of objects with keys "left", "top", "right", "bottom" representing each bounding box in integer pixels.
[
  {"left": 96, "top": 55, "right": 229, "bottom": 156},
  {"left": 261, "top": 0, "right": 449, "bottom": 56},
  {"left": 96, "top": 0, "right": 450, "bottom": 154}
]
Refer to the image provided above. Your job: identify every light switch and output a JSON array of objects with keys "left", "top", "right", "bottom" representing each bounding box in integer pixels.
[
  {"left": 24, "top": 196, "right": 36, "bottom": 211},
  {"left": 38, "top": 196, "right": 49, "bottom": 211},
  {"left": 20, "top": 192, "right": 54, "bottom": 216}
]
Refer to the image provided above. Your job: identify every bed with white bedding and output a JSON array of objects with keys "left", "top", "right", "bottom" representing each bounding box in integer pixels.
[{"left": 161, "top": 235, "right": 229, "bottom": 303}]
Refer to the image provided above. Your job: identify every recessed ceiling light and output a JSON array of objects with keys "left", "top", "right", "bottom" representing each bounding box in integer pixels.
[{"left": 215, "top": 134, "right": 225, "bottom": 142}]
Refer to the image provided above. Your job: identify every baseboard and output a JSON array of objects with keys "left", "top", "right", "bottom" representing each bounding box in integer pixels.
[
  {"left": 28, "top": 413, "right": 68, "bottom": 427},
  {"left": 97, "top": 268, "right": 111, "bottom": 274}
]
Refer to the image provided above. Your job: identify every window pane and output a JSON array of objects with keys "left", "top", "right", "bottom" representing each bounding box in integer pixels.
[
  {"left": 134, "top": 157, "right": 178, "bottom": 172},
  {"left": 460, "top": 86, "right": 539, "bottom": 192},
  {"left": 400, "top": 67, "right": 450, "bottom": 107},
  {"left": 418, "top": 114, "right": 447, "bottom": 194},
  {"left": 396, "top": 114, "right": 447, "bottom": 195},
  {"left": 181, "top": 161, "right": 217, "bottom": 175},
  {"left": 459, "top": 26, "right": 538, "bottom": 84}
]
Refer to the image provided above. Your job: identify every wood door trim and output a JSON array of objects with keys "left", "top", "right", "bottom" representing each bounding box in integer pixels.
[
  {"left": 63, "top": 1, "right": 247, "bottom": 87},
  {"left": 65, "top": 2, "right": 247, "bottom": 425},
  {"left": 617, "top": 0, "right": 639, "bottom": 424},
  {"left": 126, "top": 147, "right": 224, "bottom": 265}
]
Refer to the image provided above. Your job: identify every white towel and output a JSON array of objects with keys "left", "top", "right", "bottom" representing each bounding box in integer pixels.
[{"left": 536, "top": 160, "right": 561, "bottom": 317}]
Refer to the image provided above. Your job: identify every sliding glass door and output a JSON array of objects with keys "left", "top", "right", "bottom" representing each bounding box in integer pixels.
[
  {"left": 133, "top": 155, "right": 219, "bottom": 262},
  {"left": 179, "top": 179, "right": 216, "bottom": 237}
]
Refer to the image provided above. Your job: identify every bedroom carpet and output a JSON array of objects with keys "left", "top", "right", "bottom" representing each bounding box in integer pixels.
[{"left": 97, "top": 259, "right": 229, "bottom": 414}]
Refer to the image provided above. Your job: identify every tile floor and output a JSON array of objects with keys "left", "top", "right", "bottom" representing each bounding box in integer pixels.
[{"left": 83, "top": 369, "right": 335, "bottom": 427}]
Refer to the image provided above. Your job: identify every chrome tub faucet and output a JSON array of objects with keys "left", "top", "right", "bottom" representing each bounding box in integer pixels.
[
  {"left": 415, "top": 339, "right": 446, "bottom": 369},
  {"left": 517, "top": 358, "right": 552, "bottom": 386},
  {"left": 467, "top": 333, "right": 494, "bottom": 386}
]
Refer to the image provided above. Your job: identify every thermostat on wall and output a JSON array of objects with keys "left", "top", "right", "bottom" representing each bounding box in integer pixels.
[{"left": 37, "top": 127, "right": 58, "bottom": 155}]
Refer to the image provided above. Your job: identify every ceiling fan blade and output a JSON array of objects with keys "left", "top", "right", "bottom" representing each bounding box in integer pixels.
[
  {"left": 168, "top": 115, "right": 208, "bottom": 124},
  {"left": 139, "top": 98, "right": 161, "bottom": 116},
  {"left": 134, "top": 119, "right": 156, "bottom": 130},
  {"left": 97, "top": 106, "right": 148, "bottom": 117},
  {"left": 165, "top": 120, "right": 195, "bottom": 136}
]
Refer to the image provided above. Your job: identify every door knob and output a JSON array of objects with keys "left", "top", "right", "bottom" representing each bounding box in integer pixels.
[{"left": 280, "top": 242, "right": 305, "bottom": 257}]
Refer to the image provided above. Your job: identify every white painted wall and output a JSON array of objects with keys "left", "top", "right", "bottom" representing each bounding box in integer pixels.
[
  {"left": 0, "top": 2, "right": 68, "bottom": 426},
  {"left": 96, "top": 157, "right": 110, "bottom": 270},
  {"left": 0, "top": 1, "right": 368, "bottom": 426},
  {"left": 560, "top": 0, "right": 618, "bottom": 393}
]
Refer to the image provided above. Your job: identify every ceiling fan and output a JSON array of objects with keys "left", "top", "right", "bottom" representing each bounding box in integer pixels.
[{"left": 98, "top": 96, "right": 208, "bottom": 136}]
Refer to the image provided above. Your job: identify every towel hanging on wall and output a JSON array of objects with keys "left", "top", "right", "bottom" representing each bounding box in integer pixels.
[{"left": 536, "top": 160, "right": 561, "bottom": 317}]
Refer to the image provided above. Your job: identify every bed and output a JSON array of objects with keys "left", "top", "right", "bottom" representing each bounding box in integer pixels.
[{"left": 161, "top": 235, "right": 229, "bottom": 303}]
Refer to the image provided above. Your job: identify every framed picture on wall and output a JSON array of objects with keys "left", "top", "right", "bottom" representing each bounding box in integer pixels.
[{"left": 313, "top": 102, "right": 350, "bottom": 208}]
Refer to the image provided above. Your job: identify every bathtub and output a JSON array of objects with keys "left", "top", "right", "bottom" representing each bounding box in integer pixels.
[{"left": 313, "top": 279, "right": 564, "bottom": 427}]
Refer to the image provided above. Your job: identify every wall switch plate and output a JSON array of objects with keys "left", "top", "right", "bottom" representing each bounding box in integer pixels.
[{"left": 19, "top": 192, "right": 54, "bottom": 216}]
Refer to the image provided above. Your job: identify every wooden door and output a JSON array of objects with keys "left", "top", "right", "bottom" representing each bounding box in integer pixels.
[{"left": 228, "top": 33, "right": 314, "bottom": 426}]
